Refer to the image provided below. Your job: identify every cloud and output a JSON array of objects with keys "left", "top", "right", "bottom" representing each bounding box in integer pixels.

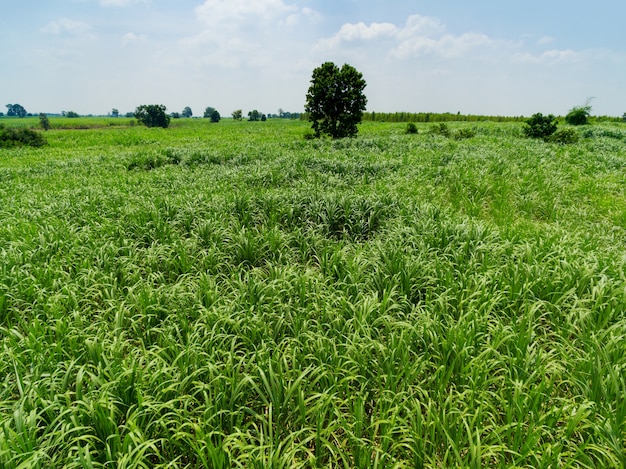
[
  {"left": 513, "top": 49, "right": 582, "bottom": 64},
  {"left": 41, "top": 18, "right": 93, "bottom": 37},
  {"left": 317, "top": 14, "right": 501, "bottom": 60},
  {"left": 100, "top": 0, "right": 150, "bottom": 6},
  {"left": 122, "top": 32, "right": 147, "bottom": 46},
  {"left": 181, "top": 0, "right": 320, "bottom": 69}
]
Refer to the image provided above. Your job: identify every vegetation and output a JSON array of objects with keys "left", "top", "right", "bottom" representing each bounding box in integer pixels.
[
  {"left": 134, "top": 104, "right": 170, "bottom": 129},
  {"left": 546, "top": 127, "right": 580, "bottom": 144},
  {"left": 39, "top": 113, "right": 50, "bottom": 131},
  {"left": 0, "top": 123, "right": 47, "bottom": 147},
  {"left": 210, "top": 110, "right": 221, "bottom": 123},
  {"left": 405, "top": 122, "right": 418, "bottom": 134},
  {"left": 5, "top": 103, "right": 27, "bottom": 118},
  {"left": 524, "top": 112, "right": 558, "bottom": 139},
  {"left": 182, "top": 107, "right": 193, "bottom": 118},
  {"left": 204, "top": 107, "right": 217, "bottom": 119},
  {"left": 566, "top": 102, "right": 593, "bottom": 126},
  {"left": 232, "top": 109, "right": 243, "bottom": 121},
  {"left": 305, "top": 62, "right": 367, "bottom": 138},
  {"left": 0, "top": 118, "right": 626, "bottom": 467}
]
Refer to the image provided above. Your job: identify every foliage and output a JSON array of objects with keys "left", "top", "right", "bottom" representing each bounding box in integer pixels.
[
  {"left": 622, "top": 112, "right": 626, "bottom": 123},
  {"left": 39, "top": 113, "right": 50, "bottom": 131},
  {"left": 64, "top": 111, "right": 80, "bottom": 118},
  {"left": 566, "top": 103, "right": 592, "bottom": 126},
  {"left": 5, "top": 103, "right": 27, "bottom": 118},
  {"left": 134, "top": 104, "right": 170, "bottom": 128},
  {"left": 182, "top": 106, "right": 193, "bottom": 118},
  {"left": 210, "top": 110, "right": 221, "bottom": 123},
  {"left": 524, "top": 113, "right": 558, "bottom": 139},
  {"left": 1, "top": 119, "right": 626, "bottom": 468},
  {"left": 248, "top": 110, "right": 261, "bottom": 121},
  {"left": 305, "top": 62, "right": 367, "bottom": 138},
  {"left": 232, "top": 109, "right": 243, "bottom": 121},
  {"left": 170, "top": 112, "right": 181, "bottom": 119},
  {"left": 546, "top": 127, "right": 579, "bottom": 144},
  {"left": 111, "top": 108, "right": 119, "bottom": 118},
  {"left": 0, "top": 125, "right": 47, "bottom": 147},
  {"left": 454, "top": 127, "right": 476, "bottom": 139},
  {"left": 431, "top": 122, "right": 451, "bottom": 137},
  {"left": 204, "top": 107, "right": 216, "bottom": 118},
  {"left": 405, "top": 122, "right": 418, "bottom": 134}
]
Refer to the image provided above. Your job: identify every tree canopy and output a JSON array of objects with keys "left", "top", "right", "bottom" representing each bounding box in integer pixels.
[
  {"left": 305, "top": 62, "right": 367, "bottom": 138},
  {"left": 134, "top": 104, "right": 170, "bottom": 128},
  {"left": 6, "top": 104, "right": 27, "bottom": 118}
]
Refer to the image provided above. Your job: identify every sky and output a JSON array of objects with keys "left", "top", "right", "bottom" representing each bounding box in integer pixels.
[{"left": 1, "top": 0, "right": 624, "bottom": 117}]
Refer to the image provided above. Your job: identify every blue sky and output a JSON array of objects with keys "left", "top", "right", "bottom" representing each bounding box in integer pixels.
[{"left": 2, "top": 0, "right": 624, "bottom": 117}]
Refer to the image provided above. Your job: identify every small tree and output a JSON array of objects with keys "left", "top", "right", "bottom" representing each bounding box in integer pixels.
[
  {"left": 134, "top": 104, "right": 170, "bottom": 128},
  {"left": 39, "top": 113, "right": 51, "bottom": 131},
  {"left": 232, "top": 109, "right": 243, "bottom": 121},
  {"left": 182, "top": 106, "right": 193, "bottom": 118},
  {"left": 622, "top": 112, "right": 626, "bottom": 123},
  {"left": 210, "top": 110, "right": 221, "bottom": 123},
  {"left": 565, "top": 102, "right": 592, "bottom": 126},
  {"left": 111, "top": 108, "right": 119, "bottom": 118},
  {"left": 248, "top": 110, "right": 261, "bottom": 121},
  {"left": 305, "top": 62, "right": 367, "bottom": 138},
  {"left": 204, "top": 107, "right": 216, "bottom": 118},
  {"left": 66, "top": 111, "right": 79, "bottom": 118},
  {"left": 524, "top": 113, "right": 557, "bottom": 139}
]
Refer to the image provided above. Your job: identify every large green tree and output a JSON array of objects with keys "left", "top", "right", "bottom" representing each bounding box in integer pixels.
[
  {"left": 6, "top": 104, "right": 27, "bottom": 118},
  {"left": 134, "top": 104, "right": 170, "bottom": 128},
  {"left": 305, "top": 62, "right": 367, "bottom": 138}
]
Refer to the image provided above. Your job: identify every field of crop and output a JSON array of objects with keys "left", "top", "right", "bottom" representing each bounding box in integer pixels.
[{"left": 1, "top": 117, "right": 625, "bottom": 467}]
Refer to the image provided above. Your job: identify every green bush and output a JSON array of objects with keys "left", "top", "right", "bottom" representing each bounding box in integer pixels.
[
  {"left": 0, "top": 125, "right": 47, "bottom": 148},
  {"left": 524, "top": 113, "right": 557, "bottom": 139},
  {"left": 454, "top": 128, "right": 476, "bottom": 140},
  {"left": 405, "top": 122, "right": 418, "bottom": 134},
  {"left": 565, "top": 104, "right": 591, "bottom": 126},
  {"left": 431, "top": 122, "right": 451, "bottom": 137},
  {"left": 546, "top": 128, "right": 579, "bottom": 144}
]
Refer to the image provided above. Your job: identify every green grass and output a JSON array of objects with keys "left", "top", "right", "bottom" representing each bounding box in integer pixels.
[{"left": 1, "top": 118, "right": 625, "bottom": 467}]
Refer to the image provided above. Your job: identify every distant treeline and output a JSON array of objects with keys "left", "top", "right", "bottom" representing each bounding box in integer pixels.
[
  {"left": 362, "top": 112, "right": 524, "bottom": 123},
  {"left": 358, "top": 112, "right": 624, "bottom": 123}
]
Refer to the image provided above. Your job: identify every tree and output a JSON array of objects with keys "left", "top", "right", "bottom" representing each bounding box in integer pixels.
[
  {"left": 232, "top": 109, "right": 243, "bottom": 121},
  {"left": 182, "top": 107, "right": 193, "bottom": 118},
  {"left": 524, "top": 113, "right": 557, "bottom": 139},
  {"left": 6, "top": 104, "right": 27, "bottom": 118},
  {"left": 565, "top": 102, "right": 592, "bottom": 126},
  {"left": 66, "top": 111, "right": 79, "bottom": 118},
  {"left": 305, "top": 62, "right": 367, "bottom": 138},
  {"left": 210, "top": 110, "right": 221, "bottom": 123},
  {"left": 204, "top": 107, "right": 216, "bottom": 118},
  {"left": 111, "top": 108, "right": 119, "bottom": 118},
  {"left": 622, "top": 112, "right": 626, "bottom": 123},
  {"left": 248, "top": 110, "right": 261, "bottom": 121},
  {"left": 39, "top": 113, "right": 50, "bottom": 131},
  {"left": 134, "top": 104, "right": 170, "bottom": 128}
]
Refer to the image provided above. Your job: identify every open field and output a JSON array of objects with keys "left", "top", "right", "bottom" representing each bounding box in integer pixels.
[{"left": 1, "top": 118, "right": 626, "bottom": 467}]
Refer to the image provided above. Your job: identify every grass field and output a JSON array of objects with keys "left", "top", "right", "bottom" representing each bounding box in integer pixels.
[{"left": 1, "top": 117, "right": 625, "bottom": 467}]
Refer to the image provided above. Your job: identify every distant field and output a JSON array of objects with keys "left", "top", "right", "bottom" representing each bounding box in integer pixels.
[{"left": 1, "top": 118, "right": 625, "bottom": 467}]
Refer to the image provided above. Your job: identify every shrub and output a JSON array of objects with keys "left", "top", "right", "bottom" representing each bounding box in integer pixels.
[
  {"left": 565, "top": 104, "right": 592, "bottom": 126},
  {"left": 405, "top": 122, "right": 418, "bottom": 134},
  {"left": 546, "top": 128, "right": 579, "bottom": 144},
  {"left": 622, "top": 112, "right": 626, "bottom": 123},
  {"left": 454, "top": 128, "right": 476, "bottom": 140},
  {"left": 39, "top": 113, "right": 51, "bottom": 131},
  {"left": 431, "top": 122, "right": 451, "bottom": 137},
  {"left": 524, "top": 113, "right": 557, "bottom": 139},
  {"left": 0, "top": 125, "right": 47, "bottom": 148}
]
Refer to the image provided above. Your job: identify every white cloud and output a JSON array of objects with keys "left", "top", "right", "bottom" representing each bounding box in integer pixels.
[
  {"left": 195, "top": 0, "right": 297, "bottom": 29},
  {"left": 100, "top": 0, "right": 150, "bottom": 6},
  {"left": 317, "top": 14, "right": 500, "bottom": 60},
  {"left": 41, "top": 18, "right": 93, "bottom": 36},
  {"left": 513, "top": 49, "right": 582, "bottom": 64},
  {"left": 122, "top": 32, "right": 147, "bottom": 46}
]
